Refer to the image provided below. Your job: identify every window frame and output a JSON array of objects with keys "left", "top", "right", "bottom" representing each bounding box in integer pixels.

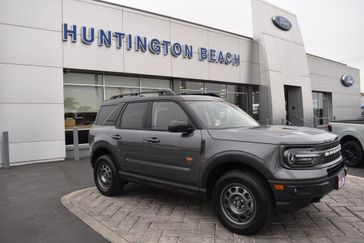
[
  {"left": 144, "top": 100, "right": 197, "bottom": 132},
  {"left": 116, "top": 101, "right": 150, "bottom": 130}
]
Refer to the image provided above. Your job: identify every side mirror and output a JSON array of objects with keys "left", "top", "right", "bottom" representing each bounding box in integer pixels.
[{"left": 168, "top": 120, "right": 195, "bottom": 133}]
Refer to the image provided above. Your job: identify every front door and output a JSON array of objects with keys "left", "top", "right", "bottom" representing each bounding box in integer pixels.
[{"left": 143, "top": 101, "right": 202, "bottom": 185}]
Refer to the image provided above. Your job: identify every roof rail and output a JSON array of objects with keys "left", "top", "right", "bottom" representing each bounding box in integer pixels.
[
  {"left": 181, "top": 92, "right": 221, "bottom": 97},
  {"left": 110, "top": 89, "right": 176, "bottom": 99}
]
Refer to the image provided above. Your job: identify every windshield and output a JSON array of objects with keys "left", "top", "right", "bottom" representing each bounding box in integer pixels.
[{"left": 187, "top": 101, "right": 259, "bottom": 129}]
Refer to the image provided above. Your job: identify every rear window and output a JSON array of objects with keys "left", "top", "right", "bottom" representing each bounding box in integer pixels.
[{"left": 95, "top": 104, "right": 123, "bottom": 125}]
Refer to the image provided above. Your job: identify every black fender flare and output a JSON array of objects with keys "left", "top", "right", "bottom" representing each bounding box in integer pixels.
[
  {"left": 91, "top": 141, "right": 122, "bottom": 170},
  {"left": 200, "top": 151, "right": 275, "bottom": 188}
]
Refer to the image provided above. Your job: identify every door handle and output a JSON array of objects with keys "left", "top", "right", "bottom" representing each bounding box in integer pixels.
[
  {"left": 112, "top": 134, "right": 122, "bottom": 140},
  {"left": 145, "top": 137, "right": 160, "bottom": 143}
]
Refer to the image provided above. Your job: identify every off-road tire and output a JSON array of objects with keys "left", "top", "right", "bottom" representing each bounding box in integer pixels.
[
  {"left": 342, "top": 140, "right": 364, "bottom": 167},
  {"left": 94, "top": 154, "right": 125, "bottom": 196},
  {"left": 212, "top": 170, "right": 273, "bottom": 235}
]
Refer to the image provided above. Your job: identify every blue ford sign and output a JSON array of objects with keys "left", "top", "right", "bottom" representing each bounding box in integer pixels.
[
  {"left": 62, "top": 23, "right": 240, "bottom": 66},
  {"left": 341, "top": 74, "right": 354, "bottom": 87},
  {"left": 272, "top": 16, "right": 292, "bottom": 31}
]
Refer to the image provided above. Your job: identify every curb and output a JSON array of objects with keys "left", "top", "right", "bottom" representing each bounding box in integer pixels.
[
  {"left": 61, "top": 188, "right": 129, "bottom": 243},
  {"left": 347, "top": 174, "right": 364, "bottom": 181}
]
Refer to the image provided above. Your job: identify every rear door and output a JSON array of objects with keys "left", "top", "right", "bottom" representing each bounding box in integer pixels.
[
  {"left": 142, "top": 101, "right": 202, "bottom": 185},
  {"left": 111, "top": 102, "right": 148, "bottom": 173}
]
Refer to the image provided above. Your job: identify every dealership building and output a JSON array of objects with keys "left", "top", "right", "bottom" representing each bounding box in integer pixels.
[{"left": 0, "top": 0, "right": 361, "bottom": 167}]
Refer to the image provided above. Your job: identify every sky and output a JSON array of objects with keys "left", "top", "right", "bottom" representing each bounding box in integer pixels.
[{"left": 104, "top": 0, "right": 364, "bottom": 92}]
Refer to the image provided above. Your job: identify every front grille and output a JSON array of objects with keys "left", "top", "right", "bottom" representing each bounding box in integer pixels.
[
  {"left": 327, "top": 161, "right": 344, "bottom": 177},
  {"left": 315, "top": 139, "right": 341, "bottom": 165},
  {"left": 315, "top": 139, "right": 340, "bottom": 151}
]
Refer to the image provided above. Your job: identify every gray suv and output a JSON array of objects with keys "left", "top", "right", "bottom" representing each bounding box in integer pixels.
[{"left": 89, "top": 90, "right": 346, "bottom": 235}]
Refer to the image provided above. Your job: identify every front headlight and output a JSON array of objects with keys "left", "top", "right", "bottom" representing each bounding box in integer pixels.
[{"left": 283, "top": 147, "right": 320, "bottom": 167}]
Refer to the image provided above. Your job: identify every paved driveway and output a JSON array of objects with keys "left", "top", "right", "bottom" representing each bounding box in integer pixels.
[
  {"left": 62, "top": 175, "right": 364, "bottom": 243},
  {"left": 0, "top": 159, "right": 107, "bottom": 243}
]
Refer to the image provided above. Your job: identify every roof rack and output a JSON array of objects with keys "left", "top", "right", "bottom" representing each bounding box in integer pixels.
[
  {"left": 181, "top": 92, "right": 221, "bottom": 97},
  {"left": 110, "top": 89, "right": 176, "bottom": 99}
]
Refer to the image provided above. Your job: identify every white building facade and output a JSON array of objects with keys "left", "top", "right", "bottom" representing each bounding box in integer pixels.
[{"left": 0, "top": 0, "right": 361, "bottom": 167}]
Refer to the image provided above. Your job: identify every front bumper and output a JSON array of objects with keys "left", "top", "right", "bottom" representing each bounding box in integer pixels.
[{"left": 269, "top": 162, "right": 347, "bottom": 213}]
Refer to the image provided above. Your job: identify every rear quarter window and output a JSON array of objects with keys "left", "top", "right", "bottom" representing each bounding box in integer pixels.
[{"left": 95, "top": 104, "right": 124, "bottom": 125}]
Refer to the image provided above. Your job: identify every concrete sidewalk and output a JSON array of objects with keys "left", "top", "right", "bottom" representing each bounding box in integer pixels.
[{"left": 0, "top": 159, "right": 107, "bottom": 243}]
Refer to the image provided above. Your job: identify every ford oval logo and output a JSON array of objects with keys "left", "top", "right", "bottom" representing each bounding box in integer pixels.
[
  {"left": 272, "top": 16, "right": 292, "bottom": 31},
  {"left": 341, "top": 74, "right": 354, "bottom": 87}
]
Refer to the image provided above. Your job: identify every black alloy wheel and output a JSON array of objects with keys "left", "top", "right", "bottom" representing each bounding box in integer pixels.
[{"left": 341, "top": 140, "right": 363, "bottom": 167}]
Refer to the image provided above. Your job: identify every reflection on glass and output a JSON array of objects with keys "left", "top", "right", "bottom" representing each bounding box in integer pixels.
[
  {"left": 105, "top": 75, "right": 139, "bottom": 87},
  {"left": 312, "top": 91, "right": 329, "bottom": 126},
  {"left": 140, "top": 78, "right": 170, "bottom": 89},
  {"left": 64, "top": 73, "right": 102, "bottom": 85},
  {"left": 64, "top": 86, "right": 103, "bottom": 130},
  {"left": 251, "top": 86, "right": 260, "bottom": 121},
  {"left": 105, "top": 87, "right": 139, "bottom": 100}
]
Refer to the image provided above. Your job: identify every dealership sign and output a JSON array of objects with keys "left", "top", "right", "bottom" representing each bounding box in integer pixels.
[
  {"left": 62, "top": 23, "right": 240, "bottom": 66},
  {"left": 341, "top": 74, "right": 354, "bottom": 87},
  {"left": 272, "top": 16, "right": 292, "bottom": 31}
]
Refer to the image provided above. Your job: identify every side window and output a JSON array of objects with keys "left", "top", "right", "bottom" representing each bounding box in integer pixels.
[
  {"left": 151, "top": 102, "right": 189, "bottom": 130},
  {"left": 119, "top": 102, "right": 148, "bottom": 129},
  {"left": 104, "top": 104, "right": 124, "bottom": 125},
  {"left": 95, "top": 105, "right": 116, "bottom": 125}
]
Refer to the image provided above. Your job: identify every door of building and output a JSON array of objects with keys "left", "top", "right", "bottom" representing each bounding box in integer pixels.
[{"left": 284, "top": 85, "right": 304, "bottom": 126}]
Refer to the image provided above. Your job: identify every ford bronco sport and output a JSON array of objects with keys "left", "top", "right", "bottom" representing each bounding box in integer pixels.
[{"left": 89, "top": 90, "right": 346, "bottom": 235}]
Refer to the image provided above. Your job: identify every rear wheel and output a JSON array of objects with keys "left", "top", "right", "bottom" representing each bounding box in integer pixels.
[
  {"left": 342, "top": 140, "right": 363, "bottom": 167},
  {"left": 212, "top": 170, "right": 272, "bottom": 235},
  {"left": 94, "top": 154, "right": 125, "bottom": 196}
]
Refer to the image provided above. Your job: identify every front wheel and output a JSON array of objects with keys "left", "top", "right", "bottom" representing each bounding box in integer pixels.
[
  {"left": 94, "top": 154, "right": 125, "bottom": 196},
  {"left": 342, "top": 140, "right": 363, "bottom": 167},
  {"left": 212, "top": 170, "right": 272, "bottom": 235}
]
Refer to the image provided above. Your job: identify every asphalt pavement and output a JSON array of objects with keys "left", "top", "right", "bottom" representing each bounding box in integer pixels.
[{"left": 0, "top": 159, "right": 107, "bottom": 243}]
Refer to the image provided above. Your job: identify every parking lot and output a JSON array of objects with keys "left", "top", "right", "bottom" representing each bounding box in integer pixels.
[{"left": 1, "top": 159, "right": 364, "bottom": 243}]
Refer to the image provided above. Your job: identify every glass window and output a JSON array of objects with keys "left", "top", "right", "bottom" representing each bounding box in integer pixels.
[
  {"left": 105, "top": 87, "right": 139, "bottom": 100},
  {"left": 95, "top": 104, "right": 124, "bottom": 125},
  {"left": 64, "top": 73, "right": 102, "bottom": 85},
  {"left": 312, "top": 91, "right": 329, "bottom": 126},
  {"left": 96, "top": 105, "right": 117, "bottom": 125},
  {"left": 205, "top": 82, "right": 226, "bottom": 98},
  {"left": 119, "top": 103, "right": 148, "bottom": 129},
  {"left": 105, "top": 75, "right": 139, "bottom": 87},
  {"left": 187, "top": 101, "right": 259, "bottom": 129},
  {"left": 64, "top": 86, "right": 103, "bottom": 129},
  {"left": 104, "top": 104, "right": 124, "bottom": 125},
  {"left": 151, "top": 102, "right": 188, "bottom": 130},
  {"left": 174, "top": 80, "right": 204, "bottom": 94},
  {"left": 226, "top": 85, "right": 247, "bottom": 109},
  {"left": 251, "top": 86, "right": 260, "bottom": 121},
  {"left": 140, "top": 77, "right": 170, "bottom": 90}
]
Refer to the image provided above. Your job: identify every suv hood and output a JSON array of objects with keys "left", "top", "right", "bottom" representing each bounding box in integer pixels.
[{"left": 208, "top": 125, "right": 337, "bottom": 145}]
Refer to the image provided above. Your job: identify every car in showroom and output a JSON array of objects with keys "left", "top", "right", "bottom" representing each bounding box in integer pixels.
[{"left": 89, "top": 90, "right": 346, "bottom": 235}]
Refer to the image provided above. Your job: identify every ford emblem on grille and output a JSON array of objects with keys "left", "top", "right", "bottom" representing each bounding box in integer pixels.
[{"left": 272, "top": 16, "right": 292, "bottom": 31}]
